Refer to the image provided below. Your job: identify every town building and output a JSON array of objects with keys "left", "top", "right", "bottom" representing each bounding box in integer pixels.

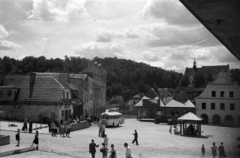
[
  {"left": 82, "top": 61, "right": 107, "bottom": 117},
  {"left": 127, "top": 94, "right": 142, "bottom": 112},
  {"left": 195, "top": 71, "right": 240, "bottom": 126},
  {"left": 0, "top": 73, "right": 79, "bottom": 123}
]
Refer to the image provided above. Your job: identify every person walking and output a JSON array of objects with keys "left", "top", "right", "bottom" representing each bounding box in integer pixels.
[
  {"left": 89, "top": 139, "right": 99, "bottom": 158},
  {"left": 124, "top": 143, "right": 131, "bottom": 158},
  {"left": 211, "top": 142, "right": 218, "bottom": 158},
  {"left": 109, "top": 144, "right": 117, "bottom": 158},
  {"left": 66, "top": 122, "right": 71, "bottom": 138},
  {"left": 102, "top": 124, "right": 105, "bottom": 137},
  {"left": 15, "top": 129, "right": 20, "bottom": 147},
  {"left": 22, "top": 118, "right": 28, "bottom": 132},
  {"left": 201, "top": 144, "right": 205, "bottom": 158},
  {"left": 51, "top": 121, "right": 56, "bottom": 137},
  {"left": 132, "top": 130, "right": 138, "bottom": 145},
  {"left": 104, "top": 134, "right": 108, "bottom": 147},
  {"left": 31, "top": 131, "right": 39, "bottom": 150},
  {"left": 29, "top": 120, "right": 33, "bottom": 133},
  {"left": 169, "top": 126, "right": 172, "bottom": 134},
  {"left": 99, "top": 123, "right": 103, "bottom": 137},
  {"left": 219, "top": 142, "right": 226, "bottom": 158},
  {"left": 100, "top": 143, "right": 108, "bottom": 158}
]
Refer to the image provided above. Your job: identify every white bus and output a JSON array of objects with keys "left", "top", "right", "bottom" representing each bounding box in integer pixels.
[{"left": 100, "top": 109, "right": 124, "bottom": 127}]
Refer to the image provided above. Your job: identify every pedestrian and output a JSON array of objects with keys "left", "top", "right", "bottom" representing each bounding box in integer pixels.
[
  {"left": 48, "top": 119, "right": 52, "bottom": 133},
  {"left": 99, "top": 123, "right": 103, "bottom": 137},
  {"left": 104, "top": 134, "right": 108, "bottom": 147},
  {"left": 66, "top": 122, "right": 71, "bottom": 138},
  {"left": 211, "top": 142, "right": 218, "bottom": 158},
  {"left": 51, "top": 121, "right": 56, "bottom": 137},
  {"left": 60, "top": 122, "right": 64, "bottom": 137},
  {"left": 22, "top": 118, "right": 28, "bottom": 132},
  {"left": 109, "top": 144, "right": 117, "bottom": 158},
  {"left": 29, "top": 120, "right": 33, "bottom": 133},
  {"left": 89, "top": 139, "right": 99, "bottom": 158},
  {"left": 201, "top": 144, "right": 205, "bottom": 158},
  {"left": 100, "top": 143, "right": 108, "bottom": 158},
  {"left": 15, "top": 129, "right": 20, "bottom": 147},
  {"left": 132, "top": 130, "right": 138, "bottom": 145},
  {"left": 124, "top": 143, "right": 131, "bottom": 158},
  {"left": 169, "top": 126, "right": 172, "bottom": 134},
  {"left": 219, "top": 142, "right": 226, "bottom": 158},
  {"left": 102, "top": 124, "right": 105, "bottom": 137},
  {"left": 31, "top": 131, "right": 39, "bottom": 150}
]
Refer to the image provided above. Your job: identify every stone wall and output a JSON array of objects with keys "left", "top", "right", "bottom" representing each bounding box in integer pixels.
[
  {"left": 70, "top": 120, "right": 90, "bottom": 132},
  {"left": 0, "top": 104, "right": 60, "bottom": 122}
]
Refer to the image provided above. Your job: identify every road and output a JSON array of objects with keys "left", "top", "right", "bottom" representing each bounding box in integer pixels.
[{"left": 2, "top": 119, "right": 240, "bottom": 158}]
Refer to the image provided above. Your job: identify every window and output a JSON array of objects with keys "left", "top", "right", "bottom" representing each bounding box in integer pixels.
[
  {"left": 229, "top": 91, "right": 234, "bottom": 97},
  {"left": 0, "top": 91, "right": 3, "bottom": 98},
  {"left": 212, "top": 91, "right": 216, "bottom": 97},
  {"left": 66, "top": 91, "right": 69, "bottom": 99},
  {"left": 211, "top": 103, "right": 215, "bottom": 110},
  {"left": 220, "top": 91, "right": 225, "bottom": 97},
  {"left": 202, "top": 103, "right": 206, "bottom": 109},
  {"left": 8, "top": 91, "right": 12, "bottom": 96},
  {"left": 220, "top": 103, "right": 225, "bottom": 110},
  {"left": 63, "top": 91, "right": 65, "bottom": 99},
  {"left": 230, "top": 103, "right": 235, "bottom": 110}
]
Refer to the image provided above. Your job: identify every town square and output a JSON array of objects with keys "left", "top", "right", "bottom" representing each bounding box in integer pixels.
[{"left": 0, "top": 0, "right": 240, "bottom": 158}]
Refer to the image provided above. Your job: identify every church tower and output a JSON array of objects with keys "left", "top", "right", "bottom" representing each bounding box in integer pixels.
[{"left": 193, "top": 57, "right": 197, "bottom": 72}]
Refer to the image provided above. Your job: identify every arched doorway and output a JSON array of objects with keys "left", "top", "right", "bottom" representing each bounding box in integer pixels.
[
  {"left": 212, "top": 114, "right": 221, "bottom": 125},
  {"left": 225, "top": 115, "right": 234, "bottom": 124},
  {"left": 201, "top": 114, "right": 209, "bottom": 124}
]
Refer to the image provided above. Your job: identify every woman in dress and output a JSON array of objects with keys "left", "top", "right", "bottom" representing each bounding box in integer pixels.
[{"left": 31, "top": 131, "right": 39, "bottom": 149}]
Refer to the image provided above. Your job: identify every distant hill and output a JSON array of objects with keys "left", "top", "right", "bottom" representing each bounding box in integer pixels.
[{"left": 0, "top": 55, "right": 188, "bottom": 100}]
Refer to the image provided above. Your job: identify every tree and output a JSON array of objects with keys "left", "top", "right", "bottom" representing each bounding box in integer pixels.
[
  {"left": 231, "top": 69, "right": 240, "bottom": 86},
  {"left": 180, "top": 75, "right": 189, "bottom": 87},
  {"left": 194, "top": 72, "right": 205, "bottom": 88}
]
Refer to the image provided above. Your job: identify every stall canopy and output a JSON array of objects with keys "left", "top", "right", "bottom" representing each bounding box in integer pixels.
[{"left": 178, "top": 112, "right": 202, "bottom": 121}]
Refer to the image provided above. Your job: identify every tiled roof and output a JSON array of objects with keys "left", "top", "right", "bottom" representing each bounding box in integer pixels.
[
  {"left": 30, "top": 75, "right": 64, "bottom": 101},
  {"left": 163, "top": 96, "right": 172, "bottom": 105},
  {"left": 184, "top": 65, "right": 230, "bottom": 79},
  {"left": 177, "top": 112, "right": 202, "bottom": 121},
  {"left": 145, "top": 88, "right": 158, "bottom": 99},
  {"left": 3, "top": 75, "right": 30, "bottom": 101},
  {"left": 69, "top": 73, "right": 87, "bottom": 79}
]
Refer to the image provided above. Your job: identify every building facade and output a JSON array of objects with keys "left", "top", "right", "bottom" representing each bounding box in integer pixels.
[{"left": 195, "top": 72, "right": 240, "bottom": 126}]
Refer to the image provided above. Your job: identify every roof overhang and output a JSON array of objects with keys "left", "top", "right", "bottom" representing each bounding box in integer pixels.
[{"left": 180, "top": 0, "right": 240, "bottom": 60}]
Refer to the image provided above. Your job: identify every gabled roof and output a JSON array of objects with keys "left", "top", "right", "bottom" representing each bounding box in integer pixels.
[
  {"left": 69, "top": 73, "right": 88, "bottom": 79},
  {"left": 211, "top": 71, "right": 234, "bottom": 85},
  {"left": 163, "top": 96, "right": 172, "bottom": 105},
  {"left": 178, "top": 112, "right": 202, "bottom": 121},
  {"left": 163, "top": 99, "right": 195, "bottom": 108},
  {"left": 131, "top": 94, "right": 142, "bottom": 99},
  {"left": 145, "top": 88, "right": 158, "bottom": 99},
  {"left": 172, "top": 91, "right": 190, "bottom": 104}
]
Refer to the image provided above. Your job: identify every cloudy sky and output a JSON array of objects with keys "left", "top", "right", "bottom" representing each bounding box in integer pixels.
[{"left": 0, "top": 0, "right": 239, "bottom": 73}]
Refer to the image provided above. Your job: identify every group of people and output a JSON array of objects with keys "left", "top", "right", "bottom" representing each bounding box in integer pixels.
[
  {"left": 201, "top": 142, "right": 226, "bottom": 158},
  {"left": 89, "top": 139, "right": 133, "bottom": 158},
  {"left": 15, "top": 129, "right": 39, "bottom": 149},
  {"left": 21, "top": 118, "right": 33, "bottom": 133},
  {"left": 89, "top": 129, "right": 138, "bottom": 158},
  {"left": 98, "top": 122, "right": 106, "bottom": 137},
  {"left": 49, "top": 119, "right": 71, "bottom": 137}
]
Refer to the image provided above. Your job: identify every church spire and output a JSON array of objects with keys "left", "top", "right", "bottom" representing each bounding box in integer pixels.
[{"left": 193, "top": 57, "right": 197, "bottom": 72}]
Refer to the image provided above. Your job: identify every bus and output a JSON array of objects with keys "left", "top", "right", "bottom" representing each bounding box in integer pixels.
[{"left": 100, "top": 109, "right": 124, "bottom": 127}]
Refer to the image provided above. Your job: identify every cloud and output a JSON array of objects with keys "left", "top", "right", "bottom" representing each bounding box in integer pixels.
[
  {"left": 36, "top": 37, "right": 49, "bottom": 50},
  {"left": 95, "top": 28, "right": 124, "bottom": 42},
  {"left": 0, "top": 25, "right": 22, "bottom": 50},
  {"left": 74, "top": 41, "right": 125, "bottom": 58},
  {"left": 139, "top": 0, "right": 199, "bottom": 26},
  {"left": 137, "top": 23, "right": 220, "bottom": 47},
  {"left": 141, "top": 51, "right": 160, "bottom": 62},
  {"left": 169, "top": 51, "right": 188, "bottom": 61},
  {"left": 0, "top": 25, "right": 9, "bottom": 39},
  {"left": 125, "top": 29, "right": 139, "bottom": 38},
  {"left": 28, "top": 0, "right": 91, "bottom": 22},
  {"left": 0, "top": 40, "right": 22, "bottom": 50}
]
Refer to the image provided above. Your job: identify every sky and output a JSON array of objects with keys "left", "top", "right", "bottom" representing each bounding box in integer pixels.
[{"left": 0, "top": 0, "right": 239, "bottom": 73}]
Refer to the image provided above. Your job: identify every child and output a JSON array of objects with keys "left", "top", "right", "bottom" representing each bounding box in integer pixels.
[
  {"left": 104, "top": 134, "right": 108, "bottom": 147},
  {"left": 16, "top": 129, "right": 20, "bottom": 147},
  {"left": 31, "top": 131, "right": 39, "bottom": 150},
  {"left": 201, "top": 144, "right": 205, "bottom": 158}
]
